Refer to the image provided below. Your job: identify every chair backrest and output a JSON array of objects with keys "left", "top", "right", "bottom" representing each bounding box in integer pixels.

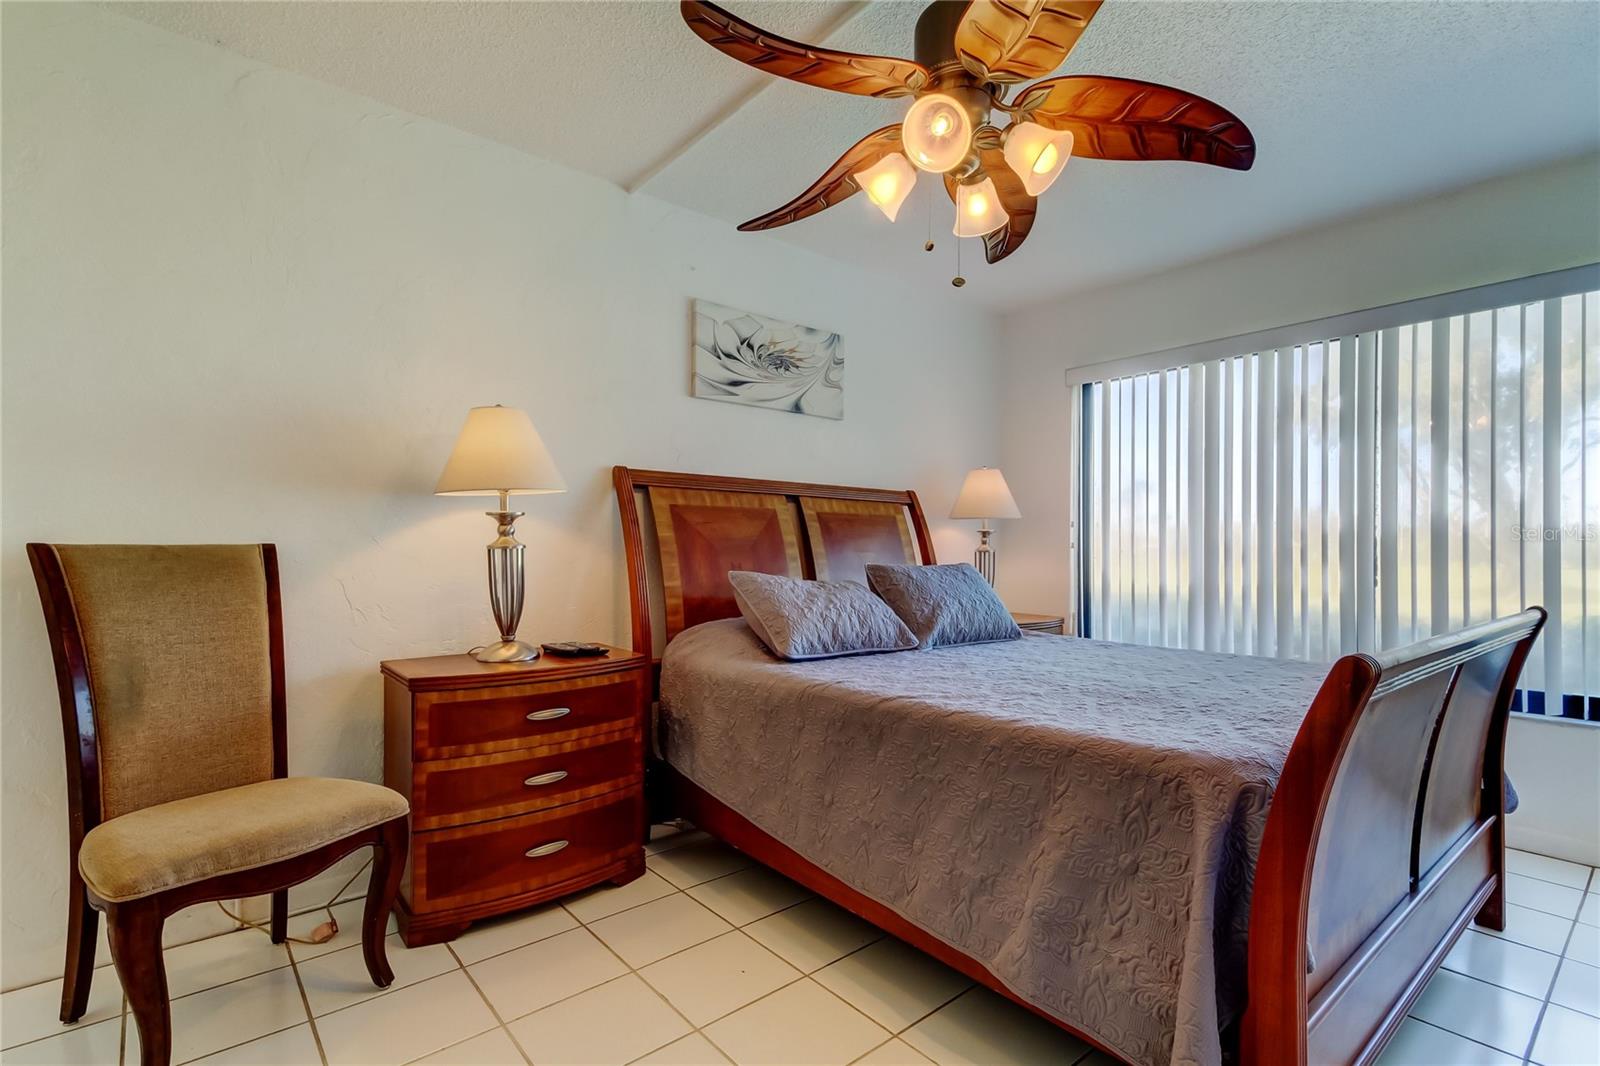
[{"left": 27, "top": 544, "right": 286, "bottom": 834}]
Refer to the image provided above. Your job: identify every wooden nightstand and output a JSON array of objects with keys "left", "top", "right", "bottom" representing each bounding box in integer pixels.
[
  {"left": 381, "top": 647, "right": 648, "bottom": 947},
  {"left": 1011, "top": 612, "right": 1066, "bottom": 635}
]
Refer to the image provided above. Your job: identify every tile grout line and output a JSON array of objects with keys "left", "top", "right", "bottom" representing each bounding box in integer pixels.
[
  {"left": 475, "top": 847, "right": 923, "bottom": 1059},
  {"left": 1506, "top": 858, "right": 1599, "bottom": 892},
  {"left": 17, "top": 867, "right": 712, "bottom": 1054},
  {"left": 1407, "top": 1016, "right": 1538, "bottom": 1063},
  {"left": 171, "top": 1019, "right": 312, "bottom": 1065},
  {"left": 13, "top": 839, "right": 1559, "bottom": 1001},
  {"left": 283, "top": 941, "right": 330, "bottom": 1066},
  {"left": 444, "top": 941, "right": 535, "bottom": 1066},
  {"left": 523, "top": 888, "right": 743, "bottom": 1065},
  {"left": 0, "top": 1004, "right": 125, "bottom": 1057},
  {"left": 561, "top": 858, "right": 806, "bottom": 942},
  {"left": 846, "top": 1035, "right": 908, "bottom": 1066},
  {"left": 591, "top": 873, "right": 876, "bottom": 1062},
  {"left": 798, "top": 937, "right": 971, "bottom": 1042},
  {"left": 1501, "top": 898, "right": 1592, "bottom": 923},
  {"left": 1519, "top": 865, "right": 1593, "bottom": 1063},
  {"left": 578, "top": 921, "right": 711, "bottom": 1064},
  {"left": 0, "top": 895, "right": 368, "bottom": 1001},
  {"left": 476, "top": 875, "right": 893, "bottom": 1062},
  {"left": 20, "top": 822, "right": 1386, "bottom": 1065}
]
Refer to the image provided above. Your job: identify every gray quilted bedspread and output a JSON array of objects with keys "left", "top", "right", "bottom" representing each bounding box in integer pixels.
[{"left": 660, "top": 620, "right": 1331, "bottom": 1066}]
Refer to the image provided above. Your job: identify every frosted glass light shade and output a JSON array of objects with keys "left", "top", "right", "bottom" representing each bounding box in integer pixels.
[
  {"left": 1003, "top": 122, "right": 1073, "bottom": 196},
  {"left": 855, "top": 153, "right": 917, "bottom": 221},
  {"left": 950, "top": 467, "right": 1021, "bottom": 519},
  {"left": 952, "top": 177, "right": 1009, "bottom": 238},
  {"left": 435, "top": 405, "right": 567, "bottom": 496},
  {"left": 903, "top": 93, "right": 972, "bottom": 173}
]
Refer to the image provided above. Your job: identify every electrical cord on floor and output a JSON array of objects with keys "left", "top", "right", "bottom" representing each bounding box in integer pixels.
[{"left": 215, "top": 856, "right": 373, "bottom": 946}]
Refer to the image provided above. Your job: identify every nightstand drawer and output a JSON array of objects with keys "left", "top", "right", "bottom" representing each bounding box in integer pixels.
[
  {"left": 412, "top": 732, "right": 643, "bottom": 830},
  {"left": 411, "top": 788, "right": 642, "bottom": 913},
  {"left": 414, "top": 670, "right": 645, "bottom": 758}
]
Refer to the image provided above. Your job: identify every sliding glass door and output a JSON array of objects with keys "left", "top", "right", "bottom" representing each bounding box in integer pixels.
[{"left": 1079, "top": 285, "right": 1599, "bottom": 721}]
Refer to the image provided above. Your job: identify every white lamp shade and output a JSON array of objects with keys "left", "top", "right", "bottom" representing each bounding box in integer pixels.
[
  {"left": 903, "top": 93, "right": 973, "bottom": 173},
  {"left": 1003, "top": 123, "right": 1073, "bottom": 197},
  {"left": 950, "top": 467, "right": 1020, "bottom": 519},
  {"left": 435, "top": 405, "right": 566, "bottom": 496},
  {"left": 855, "top": 152, "right": 917, "bottom": 222},
  {"left": 952, "top": 177, "right": 1010, "bottom": 238}
]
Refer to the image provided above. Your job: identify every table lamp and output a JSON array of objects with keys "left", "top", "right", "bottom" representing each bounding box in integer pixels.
[
  {"left": 950, "top": 467, "right": 1020, "bottom": 586},
  {"left": 436, "top": 405, "right": 566, "bottom": 662}
]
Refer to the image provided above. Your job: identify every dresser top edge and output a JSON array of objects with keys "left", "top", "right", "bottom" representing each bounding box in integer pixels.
[{"left": 381, "top": 647, "right": 646, "bottom": 690}]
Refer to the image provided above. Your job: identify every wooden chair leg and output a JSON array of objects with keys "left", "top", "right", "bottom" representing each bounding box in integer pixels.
[
  {"left": 106, "top": 899, "right": 170, "bottom": 1066},
  {"left": 362, "top": 818, "right": 407, "bottom": 989},
  {"left": 59, "top": 880, "right": 99, "bottom": 1023},
  {"left": 270, "top": 889, "right": 288, "bottom": 943}
]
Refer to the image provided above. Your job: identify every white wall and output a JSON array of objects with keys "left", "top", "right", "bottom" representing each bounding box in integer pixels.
[
  {"left": 993, "top": 154, "right": 1600, "bottom": 864},
  {"left": 0, "top": 4, "right": 1001, "bottom": 990}
]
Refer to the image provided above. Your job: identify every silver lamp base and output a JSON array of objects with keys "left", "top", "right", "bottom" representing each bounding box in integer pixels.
[
  {"left": 475, "top": 498, "right": 539, "bottom": 663},
  {"left": 474, "top": 639, "right": 540, "bottom": 663},
  {"left": 973, "top": 524, "right": 996, "bottom": 585}
]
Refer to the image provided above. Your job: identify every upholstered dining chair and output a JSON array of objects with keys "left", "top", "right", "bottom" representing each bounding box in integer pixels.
[{"left": 27, "top": 544, "right": 411, "bottom": 1066}]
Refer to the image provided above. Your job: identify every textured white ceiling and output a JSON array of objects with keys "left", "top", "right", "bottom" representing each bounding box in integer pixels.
[
  {"left": 113, "top": 0, "right": 861, "bottom": 191},
  {"left": 117, "top": 1, "right": 1600, "bottom": 309}
]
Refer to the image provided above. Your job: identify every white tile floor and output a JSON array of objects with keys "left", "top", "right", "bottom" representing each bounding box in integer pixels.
[{"left": 1, "top": 829, "right": 1594, "bottom": 1066}]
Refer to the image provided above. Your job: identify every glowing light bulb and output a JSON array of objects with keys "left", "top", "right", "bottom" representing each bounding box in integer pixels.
[
  {"left": 852, "top": 152, "right": 916, "bottom": 222},
  {"left": 952, "top": 177, "right": 1008, "bottom": 237},
  {"left": 903, "top": 94, "right": 973, "bottom": 173},
  {"left": 1003, "top": 122, "right": 1073, "bottom": 196}
]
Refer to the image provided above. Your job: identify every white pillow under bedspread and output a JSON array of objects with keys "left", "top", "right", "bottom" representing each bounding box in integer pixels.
[{"left": 659, "top": 618, "right": 1331, "bottom": 1066}]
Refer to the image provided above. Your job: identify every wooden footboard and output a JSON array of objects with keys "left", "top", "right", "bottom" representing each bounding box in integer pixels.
[
  {"left": 1242, "top": 609, "right": 1545, "bottom": 1066},
  {"left": 615, "top": 467, "right": 1551, "bottom": 1066}
]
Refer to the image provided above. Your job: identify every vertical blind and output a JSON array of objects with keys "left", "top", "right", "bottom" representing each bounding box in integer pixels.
[{"left": 1079, "top": 283, "right": 1599, "bottom": 721}]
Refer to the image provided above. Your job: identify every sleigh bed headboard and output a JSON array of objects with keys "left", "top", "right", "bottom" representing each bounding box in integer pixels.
[{"left": 612, "top": 466, "right": 935, "bottom": 663}]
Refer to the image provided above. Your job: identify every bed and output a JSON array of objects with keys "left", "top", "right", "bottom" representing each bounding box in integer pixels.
[{"left": 613, "top": 466, "right": 1545, "bottom": 1066}]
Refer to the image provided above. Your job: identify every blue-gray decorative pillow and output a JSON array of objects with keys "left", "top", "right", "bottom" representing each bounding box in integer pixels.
[
  {"left": 727, "top": 571, "right": 917, "bottom": 661},
  {"left": 865, "top": 562, "right": 1023, "bottom": 650}
]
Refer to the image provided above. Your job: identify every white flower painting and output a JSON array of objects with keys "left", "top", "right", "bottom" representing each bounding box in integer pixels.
[{"left": 692, "top": 300, "right": 843, "bottom": 420}]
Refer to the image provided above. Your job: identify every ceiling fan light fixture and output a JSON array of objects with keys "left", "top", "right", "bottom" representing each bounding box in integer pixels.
[
  {"left": 952, "top": 176, "right": 1009, "bottom": 237},
  {"left": 1003, "top": 123, "right": 1074, "bottom": 196},
  {"left": 854, "top": 152, "right": 917, "bottom": 222},
  {"left": 903, "top": 93, "right": 973, "bottom": 173}
]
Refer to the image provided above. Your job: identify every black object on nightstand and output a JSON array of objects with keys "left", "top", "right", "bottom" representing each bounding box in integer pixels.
[{"left": 541, "top": 641, "right": 608, "bottom": 657}]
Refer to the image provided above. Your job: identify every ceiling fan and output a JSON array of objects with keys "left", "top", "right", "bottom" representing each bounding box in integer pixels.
[{"left": 681, "top": 0, "right": 1255, "bottom": 281}]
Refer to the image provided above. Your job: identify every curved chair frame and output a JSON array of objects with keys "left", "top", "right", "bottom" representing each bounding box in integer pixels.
[{"left": 28, "top": 543, "right": 408, "bottom": 1066}]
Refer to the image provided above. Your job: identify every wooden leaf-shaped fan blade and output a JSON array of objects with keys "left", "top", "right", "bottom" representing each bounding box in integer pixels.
[
  {"left": 682, "top": 0, "right": 928, "bottom": 98},
  {"left": 739, "top": 126, "right": 905, "bottom": 232},
  {"left": 954, "top": 0, "right": 1103, "bottom": 84},
  {"left": 1012, "top": 75, "right": 1256, "bottom": 170},
  {"left": 942, "top": 139, "right": 1038, "bottom": 264}
]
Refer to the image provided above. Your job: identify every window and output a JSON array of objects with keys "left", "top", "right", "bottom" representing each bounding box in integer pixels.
[{"left": 1077, "top": 272, "right": 1599, "bottom": 721}]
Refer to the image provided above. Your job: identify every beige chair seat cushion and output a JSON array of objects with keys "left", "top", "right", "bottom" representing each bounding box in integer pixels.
[{"left": 79, "top": 777, "right": 409, "bottom": 903}]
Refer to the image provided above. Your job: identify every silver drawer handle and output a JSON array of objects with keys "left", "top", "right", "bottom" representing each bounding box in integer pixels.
[
  {"left": 524, "top": 770, "right": 569, "bottom": 787},
  {"left": 525, "top": 840, "right": 569, "bottom": 859},
  {"left": 525, "top": 707, "right": 571, "bottom": 722}
]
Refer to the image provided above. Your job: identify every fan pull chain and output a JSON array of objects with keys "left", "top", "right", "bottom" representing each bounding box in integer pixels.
[
  {"left": 952, "top": 235, "right": 965, "bottom": 288},
  {"left": 923, "top": 181, "right": 934, "bottom": 253}
]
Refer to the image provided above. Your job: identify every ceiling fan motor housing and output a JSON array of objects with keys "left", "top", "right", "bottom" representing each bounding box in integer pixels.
[
  {"left": 913, "top": 0, "right": 972, "bottom": 74},
  {"left": 915, "top": 1, "right": 997, "bottom": 180}
]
